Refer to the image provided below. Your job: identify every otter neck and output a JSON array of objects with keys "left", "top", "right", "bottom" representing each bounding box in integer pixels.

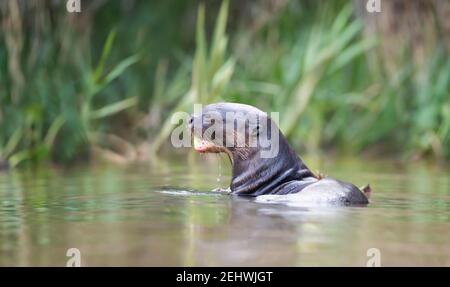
[{"left": 228, "top": 136, "right": 315, "bottom": 196}]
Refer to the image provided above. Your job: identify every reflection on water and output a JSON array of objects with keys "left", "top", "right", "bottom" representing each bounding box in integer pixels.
[{"left": 0, "top": 154, "right": 449, "bottom": 266}]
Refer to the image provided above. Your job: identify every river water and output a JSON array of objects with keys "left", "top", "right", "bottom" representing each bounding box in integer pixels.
[{"left": 1, "top": 154, "right": 449, "bottom": 266}]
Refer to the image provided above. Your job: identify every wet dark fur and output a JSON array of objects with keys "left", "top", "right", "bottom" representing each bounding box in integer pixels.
[{"left": 190, "top": 103, "right": 369, "bottom": 205}]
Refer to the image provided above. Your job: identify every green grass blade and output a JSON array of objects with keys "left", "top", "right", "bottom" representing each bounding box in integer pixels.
[
  {"left": 44, "top": 115, "right": 66, "bottom": 148},
  {"left": 103, "top": 54, "right": 141, "bottom": 86},
  {"left": 90, "top": 97, "right": 138, "bottom": 120},
  {"left": 3, "top": 128, "right": 23, "bottom": 158},
  {"left": 93, "top": 29, "right": 117, "bottom": 83}
]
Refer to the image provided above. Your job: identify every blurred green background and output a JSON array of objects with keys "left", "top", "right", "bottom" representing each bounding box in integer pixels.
[{"left": 0, "top": 0, "right": 449, "bottom": 168}]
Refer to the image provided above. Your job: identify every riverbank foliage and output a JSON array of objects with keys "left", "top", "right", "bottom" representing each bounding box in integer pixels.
[{"left": 1, "top": 0, "right": 449, "bottom": 168}]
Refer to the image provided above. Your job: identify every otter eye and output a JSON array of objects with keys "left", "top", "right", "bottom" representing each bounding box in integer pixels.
[
  {"left": 249, "top": 124, "right": 260, "bottom": 137},
  {"left": 203, "top": 115, "right": 216, "bottom": 125}
]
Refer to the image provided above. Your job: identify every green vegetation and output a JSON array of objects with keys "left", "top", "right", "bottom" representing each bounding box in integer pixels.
[
  {"left": 150, "top": 0, "right": 234, "bottom": 154},
  {"left": 0, "top": 0, "right": 449, "bottom": 168}
]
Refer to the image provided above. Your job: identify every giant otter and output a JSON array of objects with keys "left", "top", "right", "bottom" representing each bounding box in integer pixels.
[{"left": 188, "top": 103, "right": 370, "bottom": 205}]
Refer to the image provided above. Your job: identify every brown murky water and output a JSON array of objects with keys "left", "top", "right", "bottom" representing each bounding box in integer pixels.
[{"left": 1, "top": 154, "right": 449, "bottom": 266}]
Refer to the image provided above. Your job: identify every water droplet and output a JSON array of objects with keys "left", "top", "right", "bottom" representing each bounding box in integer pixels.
[{"left": 217, "top": 157, "right": 222, "bottom": 183}]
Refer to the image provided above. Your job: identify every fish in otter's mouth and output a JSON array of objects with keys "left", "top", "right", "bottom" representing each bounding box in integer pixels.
[
  {"left": 193, "top": 136, "right": 221, "bottom": 153},
  {"left": 188, "top": 102, "right": 370, "bottom": 205}
]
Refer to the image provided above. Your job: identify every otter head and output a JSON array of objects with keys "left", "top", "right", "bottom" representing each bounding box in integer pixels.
[
  {"left": 188, "top": 103, "right": 271, "bottom": 160},
  {"left": 188, "top": 103, "right": 314, "bottom": 196}
]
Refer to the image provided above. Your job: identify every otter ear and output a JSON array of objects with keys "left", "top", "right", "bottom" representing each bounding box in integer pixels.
[{"left": 249, "top": 122, "right": 260, "bottom": 137}]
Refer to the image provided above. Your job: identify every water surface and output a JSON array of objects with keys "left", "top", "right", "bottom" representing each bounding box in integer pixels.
[{"left": 1, "top": 154, "right": 449, "bottom": 266}]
